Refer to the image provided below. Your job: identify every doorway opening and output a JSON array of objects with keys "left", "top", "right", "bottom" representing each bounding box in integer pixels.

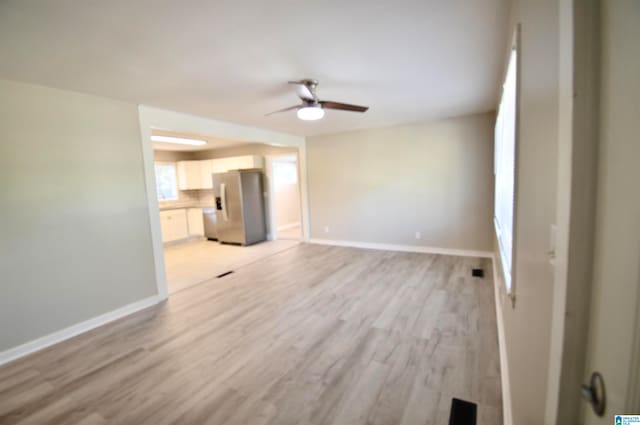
[
  {"left": 268, "top": 155, "right": 302, "bottom": 241},
  {"left": 149, "top": 129, "right": 303, "bottom": 295}
]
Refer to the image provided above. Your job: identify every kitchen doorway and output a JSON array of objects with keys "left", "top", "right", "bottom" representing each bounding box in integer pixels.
[
  {"left": 149, "top": 129, "right": 303, "bottom": 295},
  {"left": 138, "top": 107, "right": 309, "bottom": 300},
  {"left": 267, "top": 155, "right": 302, "bottom": 241}
]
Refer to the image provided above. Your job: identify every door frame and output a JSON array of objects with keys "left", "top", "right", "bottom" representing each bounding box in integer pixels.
[
  {"left": 545, "top": 0, "right": 600, "bottom": 421},
  {"left": 546, "top": 0, "right": 640, "bottom": 420},
  {"left": 629, "top": 279, "right": 640, "bottom": 408},
  {"left": 265, "top": 153, "right": 302, "bottom": 241},
  {"left": 137, "top": 106, "right": 308, "bottom": 300}
]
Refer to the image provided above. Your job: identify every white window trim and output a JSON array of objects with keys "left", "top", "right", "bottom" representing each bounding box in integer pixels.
[{"left": 494, "top": 27, "right": 520, "bottom": 301}]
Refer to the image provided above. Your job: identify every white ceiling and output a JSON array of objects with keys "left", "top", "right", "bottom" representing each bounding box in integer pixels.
[{"left": 0, "top": 0, "right": 508, "bottom": 137}]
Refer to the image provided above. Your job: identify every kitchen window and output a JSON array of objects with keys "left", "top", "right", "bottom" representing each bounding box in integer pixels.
[
  {"left": 155, "top": 162, "right": 179, "bottom": 202},
  {"left": 494, "top": 38, "right": 518, "bottom": 294}
]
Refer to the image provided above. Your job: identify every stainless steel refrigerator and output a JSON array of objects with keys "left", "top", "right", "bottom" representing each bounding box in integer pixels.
[{"left": 212, "top": 170, "right": 266, "bottom": 245}]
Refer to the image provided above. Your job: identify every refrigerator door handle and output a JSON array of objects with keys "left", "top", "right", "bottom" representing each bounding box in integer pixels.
[{"left": 220, "top": 183, "right": 229, "bottom": 221}]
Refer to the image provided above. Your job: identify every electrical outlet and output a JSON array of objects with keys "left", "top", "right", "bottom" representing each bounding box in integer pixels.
[
  {"left": 415, "top": 231, "right": 421, "bottom": 239},
  {"left": 324, "top": 225, "right": 330, "bottom": 233}
]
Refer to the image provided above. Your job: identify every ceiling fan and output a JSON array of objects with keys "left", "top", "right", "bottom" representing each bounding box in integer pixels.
[{"left": 266, "top": 79, "right": 369, "bottom": 121}]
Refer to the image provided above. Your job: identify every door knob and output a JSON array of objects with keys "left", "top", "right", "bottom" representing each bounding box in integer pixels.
[{"left": 581, "top": 371, "right": 606, "bottom": 417}]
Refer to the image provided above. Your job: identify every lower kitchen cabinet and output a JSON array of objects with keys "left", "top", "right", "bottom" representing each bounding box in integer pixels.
[
  {"left": 159, "top": 209, "right": 189, "bottom": 242},
  {"left": 187, "top": 208, "right": 205, "bottom": 236}
]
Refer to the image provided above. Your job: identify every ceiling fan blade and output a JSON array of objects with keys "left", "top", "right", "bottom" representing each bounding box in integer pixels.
[
  {"left": 264, "top": 105, "right": 300, "bottom": 116},
  {"left": 288, "top": 80, "right": 317, "bottom": 101},
  {"left": 319, "top": 101, "right": 369, "bottom": 113}
]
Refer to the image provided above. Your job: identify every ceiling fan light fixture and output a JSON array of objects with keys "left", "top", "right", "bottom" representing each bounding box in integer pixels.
[
  {"left": 265, "top": 80, "right": 368, "bottom": 118},
  {"left": 297, "top": 106, "right": 325, "bottom": 121}
]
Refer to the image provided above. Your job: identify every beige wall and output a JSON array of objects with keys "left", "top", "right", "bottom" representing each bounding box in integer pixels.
[
  {"left": 153, "top": 149, "right": 196, "bottom": 162},
  {"left": 0, "top": 80, "right": 157, "bottom": 352},
  {"left": 306, "top": 113, "right": 494, "bottom": 252},
  {"left": 492, "top": 0, "right": 561, "bottom": 423}
]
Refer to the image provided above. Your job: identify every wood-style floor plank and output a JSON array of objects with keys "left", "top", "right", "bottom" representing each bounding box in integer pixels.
[{"left": 0, "top": 244, "right": 501, "bottom": 425}]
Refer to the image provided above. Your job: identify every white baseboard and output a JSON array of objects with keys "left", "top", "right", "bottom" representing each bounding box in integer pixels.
[
  {"left": 277, "top": 222, "right": 301, "bottom": 231},
  {"left": 492, "top": 255, "right": 513, "bottom": 425},
  {"left": 0, "top": 294, "right": 163, "bottom": 366},
  {"left": 308, "top": 238, "right": 493, "bottom": 258}
]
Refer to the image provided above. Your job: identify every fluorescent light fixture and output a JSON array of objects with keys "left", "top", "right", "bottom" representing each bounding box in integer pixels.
[
  {"left": 151, "top": 135, "right": 207, "bottom": 146},
  {"left": 297, "top": 106, "right": 325, "bottom": 121}
]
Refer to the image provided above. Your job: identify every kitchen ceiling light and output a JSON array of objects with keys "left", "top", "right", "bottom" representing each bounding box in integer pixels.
[
  {"left": 151, "top": 135, "right": 207, "bottom": 146},
  {"left": 297, "top": 106, "right": 325, "bottom": 121}
]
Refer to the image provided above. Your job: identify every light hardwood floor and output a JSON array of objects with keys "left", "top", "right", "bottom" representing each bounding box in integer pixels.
[
  {"left": 164, "top": 239, "right": 300, "bottom": 294},
  {"left": 0, "top": 244, "right": 501, "bottom": 425}
]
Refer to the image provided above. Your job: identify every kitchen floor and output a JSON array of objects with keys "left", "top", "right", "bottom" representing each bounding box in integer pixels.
[
  {"left": 277, "top": 224, "right": 301, "bottom": 240},
  {"left": 163, "top": 238, "right": 300, "bottom": 294}
]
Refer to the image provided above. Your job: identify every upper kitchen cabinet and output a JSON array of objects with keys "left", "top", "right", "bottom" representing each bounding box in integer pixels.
[
  {"left": 211, "top": 158, "right": 227, "bottom": 174},
  {"left": 177, "top": 160, "right": 202, "bottom": 190},
  {"left": 178, "top": 156, "right": 263, "bottom": 190},
  {"left": 210, "top": 156, "right": 264, "bottom": 174},
  {"left": 199, "top": 160, "right": 214, "bottom": 189},
  {"left": 224, "top": 155, "right": 264, "bottom": 171}
]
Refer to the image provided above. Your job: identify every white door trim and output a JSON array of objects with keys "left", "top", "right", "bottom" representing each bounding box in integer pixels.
[
  {"left": 492, "top": 256, "right": 514, "bottom": 425},
  {"left": 545, "top": 0, "right": 601, "bottom": 421}
]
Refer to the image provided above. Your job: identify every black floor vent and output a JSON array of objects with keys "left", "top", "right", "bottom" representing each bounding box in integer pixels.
[
  {"left": 449, "top": 398, "right": 477, "bottom": 425},
  {"left": 471, "top": 268, "right": 484, "bottom": 278},
  {"left": 216, "top": 271, "right": 234, "bottom": 278}
]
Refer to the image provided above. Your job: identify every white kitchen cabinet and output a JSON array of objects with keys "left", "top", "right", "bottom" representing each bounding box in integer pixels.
[
  {"left": 199, "top": 160, "right": 214, "bottom": 189},
  {"left": 177, "top": 161, "right": 202, "bottom": 190},
  {"left": 159, "top": 209, "right": 189, "bottom": 242},
  {"left": 223, "top": 155, "right": 263, "bottom": 171},
  {"left": 211, "top": 158, "right": 228, "bottom": 174},
  {"left": 210, "top": 155, "right": 263, "bottom": 173},
  {"left": 211, "top": 159, "right": 227, "bottom": 174},
  {"left": 187, "top": 208, "right": 204, "bottom": 236},
  {"left": 177, "top": 156, "right": 264, "bottom": 190}
]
